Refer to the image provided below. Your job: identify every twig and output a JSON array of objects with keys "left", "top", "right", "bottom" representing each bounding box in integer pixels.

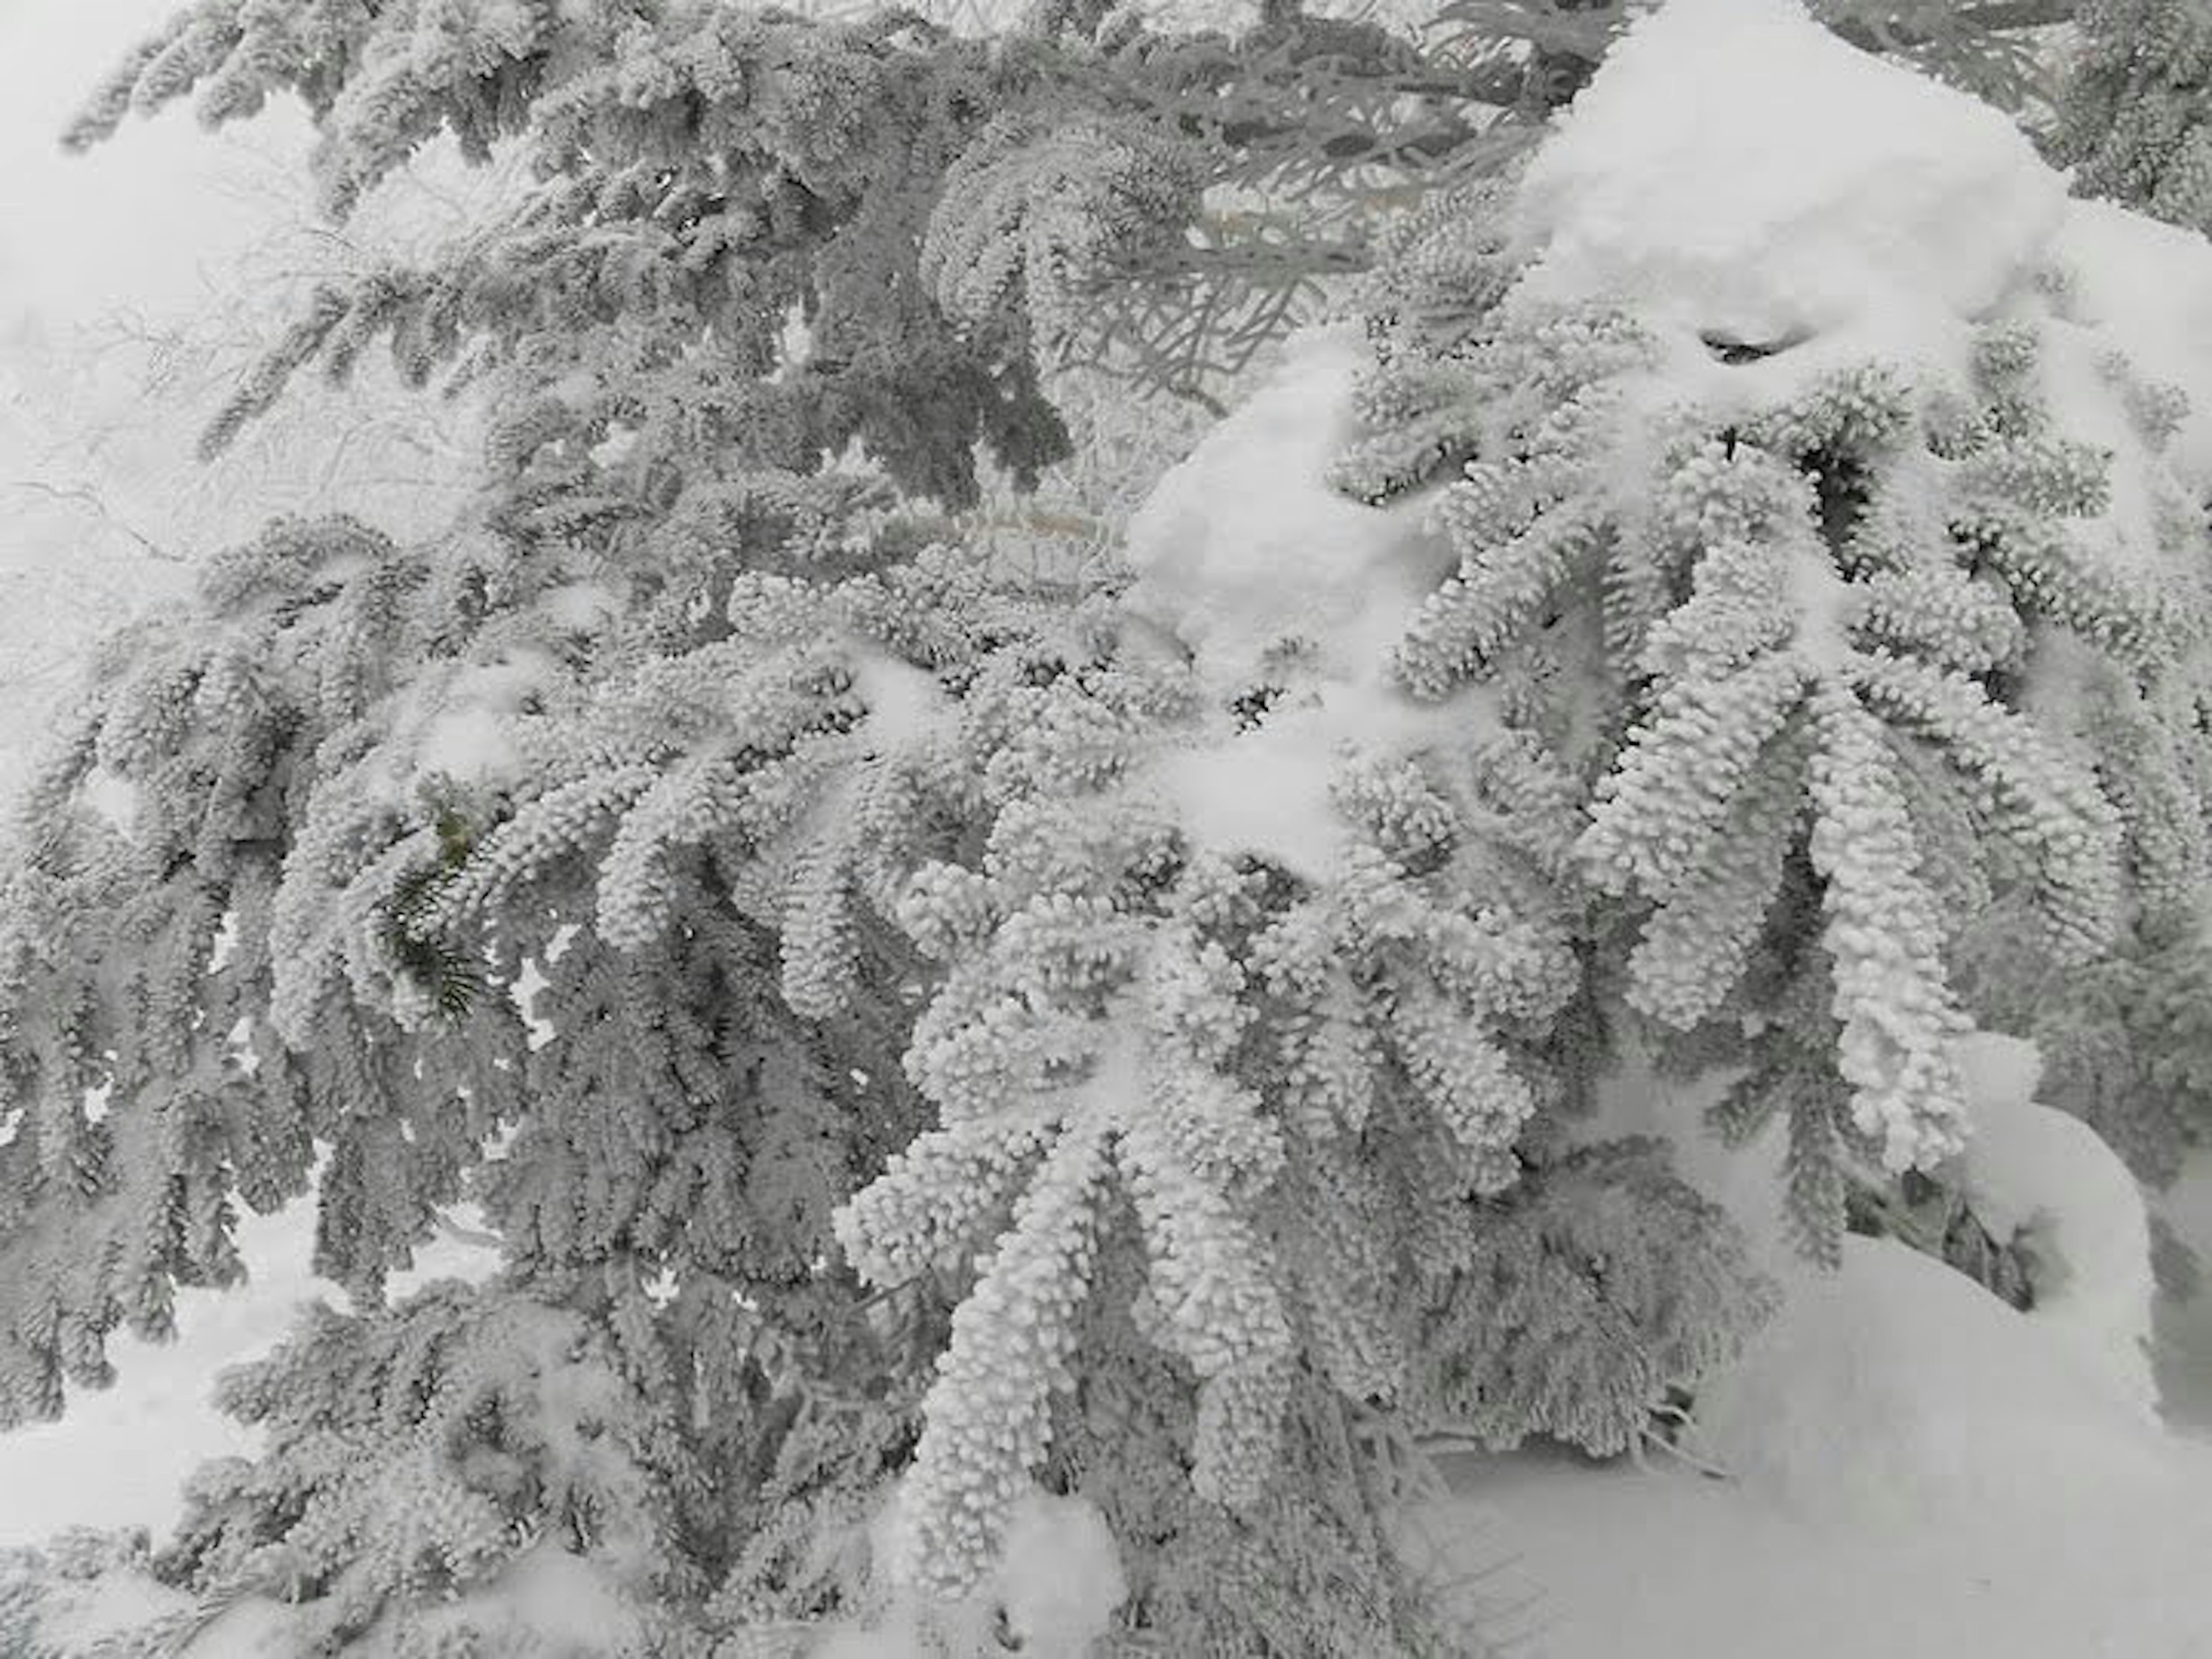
[
  {"left": 4, "top": 479, "right": 181, "bottom": 562},
  {"left": 431, "top": 1211, "right": 503, "bottom": 1252},
  {"left": 1636, "top": 1424, "right": 1736, "bottom": 1482}
]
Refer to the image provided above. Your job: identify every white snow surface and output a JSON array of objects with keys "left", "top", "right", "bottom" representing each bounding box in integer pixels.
[
  {"left": 1443, "top": 1112, "right": 2212, "bottom": 1658},
  {"left": 812, "top": 1484, "right": 1127, "bottom": 1656},
  {"left": 1431, "top": 1427, "right": 2212, "bottom": 1659},
  {"left": 2052, "top": 200, "right": 2212, "bottom": 483},
  {"left": 1430, "top": 1035, "right": 2212, "bottom": 1659},
  {"left": 1954, "top": 1032, "right": 2161, "bottom": 1420},
  {"left": 1122, "top": 327, "right": 1490, "bottom": 877},
  {"left": 1121, "top": 326, "right": 1439, "bottom": 690},
  {"left": 1692, "top": 1232, "right": 2172, "bottom": 1527},
  {"left": 1514, "top": 0, "right": 2068, "bottom": 348},
  {"left": 168, "top": 1543, "right": 649, "bottom": 1658}
]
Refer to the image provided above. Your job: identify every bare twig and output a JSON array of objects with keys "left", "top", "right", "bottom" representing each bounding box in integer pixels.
[
  {"left": 430, "top": 1211, "right": 504, "bottom": 1252},
  {"left": 1634, "top": 1424, "right": 1736, "bottom": 1482},
  {"left": 4, "top": 479, "right": 181, "bottom": 562}
]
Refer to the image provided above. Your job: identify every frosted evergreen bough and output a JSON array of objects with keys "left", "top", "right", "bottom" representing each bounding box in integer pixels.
[
  {"left": 1327, "top": 0, "right": 2212, "bottom": 1255},
  {"left": 1337, "top": 248, "right": 2165, "bottom": 1181},
  {"left": 9, "top": 0, "right": 2212, "bottom": 1652},
  {"left": 2050, "top": 0, "right": 2212, "bottom": 235}
]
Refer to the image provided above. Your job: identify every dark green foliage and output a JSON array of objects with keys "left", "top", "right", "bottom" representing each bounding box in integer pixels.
[
  {"left": 156, "top": 1284, "right": 674, "bottom": 1645},
  {"left": 63, "top": 0, "right": 1540, "bottom": 483},
  {"left": 1407, "top": 1138, "right": 1777, "bottom": 1459},
  {"left": 1046, "top": 1244, "right": 1493, "bottom": 1658},
  {"left": 1845, "top": 1168, "right": 2037, "bottom": 1311},
  {"left": 2050, "top": 0, "right": 2212, "bottom": 233},
  {"left": 379, "top": 804, "right": 485, "bottom": 1021},
  {"left": 1959, "top": 912, "right": 2212, "bottom": 1190}
]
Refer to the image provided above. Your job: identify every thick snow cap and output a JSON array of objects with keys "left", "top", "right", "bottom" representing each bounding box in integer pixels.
[
  {"left": 1119, "top": 325, "right": 1429, "bottom": 690},
  {"left": 1513, "top": 0, "right": 2067, "bottom": 346},
  {"left": 1117, "top": 0, "right": 2212, "bottom": 880}
]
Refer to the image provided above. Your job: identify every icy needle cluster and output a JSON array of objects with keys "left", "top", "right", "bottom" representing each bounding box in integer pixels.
[{"left": 1335, "top": 178, "right": 2210, "bottom": 1199}]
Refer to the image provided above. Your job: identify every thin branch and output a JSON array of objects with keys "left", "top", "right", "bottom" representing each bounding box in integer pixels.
[
  {"left": 1634, "top": 1425, "right": 1737, "bottom": 1482},
  {"left": 430, "top": 1211, "right": 504, "bottom": 1252},
  {"left": 1826, "top": 0, "right": 2077, "bottom": 50},
  {"left": 5, "top": 479, "right": 182, "bottom": 562}
]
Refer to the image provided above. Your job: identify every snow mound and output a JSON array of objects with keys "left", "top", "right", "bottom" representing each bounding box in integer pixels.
[
  {"left": 1120, "top": 327, "right": 1491, "bottom": 877},
  {"left": 411, "top": 653, "right": 556, "bottom": 793},
  {"left": 1510, "top": 0, "right": 2212, "bottom": 580},
  {"left": 1514, "top": 0, "right": 2066, "bottom": 346},
  {"left": 816, "top": 1484, "right": 1127, "bottom": 1656},
  {"left": 2052, "top": 199, "right": 2212, "bottom": 483},
  {"left": 994, "top": 1490, "right": 1128, "bottom": 1651},
  {"left": 1955, "top": 1032, "right": 2159, "bottom": 1421},
  {"left": 1439, "top": 1433, "right": 2212, "bottom": 1659},
  {"left": 1691, "top": 1233, "right": 2171, "bottom": 1525},
  {"left": 1675, "top": 1034, "right": 2166, "bottom": 1527},
  {"left": 1121, "top": 326, "right": 1438, "bottom": 690}
]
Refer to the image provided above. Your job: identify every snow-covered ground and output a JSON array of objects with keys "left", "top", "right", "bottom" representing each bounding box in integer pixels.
[
  {"left": 1421, "top": 1128, "right": 2212, "bottom": 1659},
  {"left": 8, "top": 1147, "right": 2209, "bottom": 1657},
  {"left": 1425, "top": 1129, "right": 2212, "bottom": 1659},
  {"left": 1434, "top": 1425, "right": 2212, "bottom": 1659}
]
